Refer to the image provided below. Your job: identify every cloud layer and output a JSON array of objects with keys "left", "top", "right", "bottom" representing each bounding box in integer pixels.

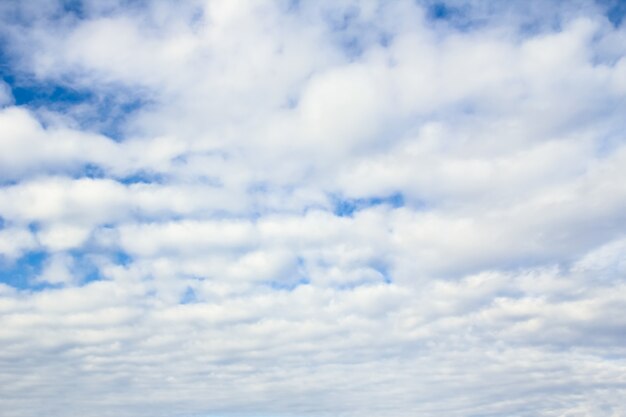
[{"left": 1, "top": 1, "right": 626, "bottom": 416}]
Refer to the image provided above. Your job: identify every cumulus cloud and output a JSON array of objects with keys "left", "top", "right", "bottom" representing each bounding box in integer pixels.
[{"left": 1, "top": 1, "right": 626, "bottom": 416}]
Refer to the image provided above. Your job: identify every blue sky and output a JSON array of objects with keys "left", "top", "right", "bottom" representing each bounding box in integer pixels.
[{"left": 1, "top": 1, "right": 626, "bottom": 416}]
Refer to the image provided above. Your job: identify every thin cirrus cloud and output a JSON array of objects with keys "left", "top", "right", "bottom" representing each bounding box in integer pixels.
[{"left": 1, "top": 1, "right": 626, "bottom": 416}]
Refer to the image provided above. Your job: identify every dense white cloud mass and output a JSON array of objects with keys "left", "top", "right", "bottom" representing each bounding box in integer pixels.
[{"left": 1, "top": 1, "right": 626, "bottom": 416}]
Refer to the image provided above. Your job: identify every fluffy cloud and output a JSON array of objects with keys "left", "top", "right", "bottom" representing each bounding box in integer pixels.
[{"left": 1, "top": 1, "right": 626, "bottom": 416}]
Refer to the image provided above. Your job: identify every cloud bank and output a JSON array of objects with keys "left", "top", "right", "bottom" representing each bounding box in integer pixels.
[{"left": 1, "top": 1, "right": 626, "bottom": 416}]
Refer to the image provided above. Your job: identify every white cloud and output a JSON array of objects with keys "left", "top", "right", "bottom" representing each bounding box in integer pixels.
[
  {"left": 1, "top": 1, "right": 626, "bottom": 416},
  {"left": 0, "top": 80, "right": 13, "bottom": 106},
  {"left": 0, "top": 227, "right": 37, "bottom": 259},
  {"left": 0, "top": 107, "right": 121, "bottom": 180},
  {"left": 36, "top": 253, "right": 76, "bottom": 285}
]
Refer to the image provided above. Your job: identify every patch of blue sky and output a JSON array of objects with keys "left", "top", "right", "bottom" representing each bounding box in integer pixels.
[
  {"left": 596, "top": 129, "right": 626, "bottom": 157},
  {"left": 322, "top": 5, "right": 386, "bottom": 59},
  {"left": 60, "top": 249, "right": 127, "bottom": 286},
  {"left": 75, "top": 163, "right": 106, "bottom": 179},
  {"left": 282, "top": 94, "right": 299, "bottom": 109},
  {"left": 259, "top": 257, "right": 312, "bottom": 292},
  {"left": 431, "top": 1, "right": 563, "bottom": 35},
  {"left": 0, "top": 42, "right": 147, "bottom": 140},
  {"left": 424, "top": 1, "right": 481, "bottom": 32},
  {"left": 340, "top": 36, "right": 364, "bottom": 59},
  {"left": 2, "top": 76, "right": 93, "bottom": 107},
  {"left": 428, "top": 2, "right": 455, "bottom": 20},
  {"left": 0, "top": 4, "right": 41, "bottom": 28},
  {"left": 332, "top": 192, "right": 405, "bottom": 217},
  {"left": 1, "top": 1, "right": 86, "bottom": 25},
  {"left": 264, "top": 277, "right": 310, "bottom": 292},
  {"left": 57, "top": 0, "right": 151, "bottom": 21},
  {"left": 0, "top": 250, "right": 48, "bottom": 290},
  {"left": 180, "top": 286, "right": 197, "bottom": 304},
  {"left": 0, "top": 243, "right": 136, "bottom": 290},
  {"left": 27, "top": 222, "right": 41, "bottom": 233},
  {"left": 65, "top": 248, "right": 108, "bottom": 284},
  {"left": 112, "top": 250, "right": 133, "bottom": 267},
  {"left": 284, "top": 0, "right": 301, "bottom": 13},
  {"left": 368, "top": 260, "right": 393, "bottom": 284},
  {"left": 378, "top": 31, "right": 393, "bottom": 48},
  {"left": 61, "top": 0, "right": 85, "bottom": 18},
  {"left": 93, "top": 95, "right": 146, "bottom": 141},
  {"left": 325, "top": 4, "right": 360, "bottom": 32},
  {"left": 78, "top": 265, "right": 104, "bottom": 285},
  {"left": 0, "top": 180, "right": 19, "bottom": 189},
  {"left": 598, "top": 0, "right": 626, "bottom": 27},
  {"left": 118, "top": 170, "right": 166, "bottom": 185}
]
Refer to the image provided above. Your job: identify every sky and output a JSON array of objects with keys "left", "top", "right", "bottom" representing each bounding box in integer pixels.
[{"left": 1, "top": 0, "right": 626, "bottom": 416}]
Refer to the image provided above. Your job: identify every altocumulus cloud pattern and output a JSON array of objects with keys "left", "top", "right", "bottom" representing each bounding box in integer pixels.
[{"left": 1, "top": 1, "right": 626, "bottom": 416}]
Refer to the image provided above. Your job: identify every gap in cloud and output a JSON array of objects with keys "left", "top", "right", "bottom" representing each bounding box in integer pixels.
[
  {"left": 379, "top": 31, "right": 393, "bottom": 48},
  {"left": 428, "top": 2, "right": 455, "bottom": 20},
  {"left": 112, "top": 250, "right": 133, "bottom": 267},
  {"left": 119, "top": 170, "right": 166, "bottom": 185},
  {"left": 369, "top": 260, "right": 393, "bottom": 284},
  {"left": 424, "top": 1, "right": 477, "bottom": 31},
  {"left": 423, "top": 0, "right": 562, "bottom": 33},
  {"left": 27, "top": 222, "right": 41, "bottom": 233},
  {"left": 2, "top": 74, "right": 93, "bottom": 108},
  {"left": 48, "top": 89, "right": 148, "bottom": 141},
  {"left": 45, "top": 0, "right": 151, "bottom": 22},
  {"left": 11, "top": 0, "right": 94, "bottom": 26},
  {"left": 61, "top": 0, "right": 86, "bottom": 19},
  {"left": 332, "top": 192, "right": 405, "bottom": 217},
  {"left": 67, "top": 249, "right": 105, "bottom": 285},
  {"left": 265, "top": 277, "right": 311, "bottom": 292},
  {"left": 90, "top": 230, "right": 133, "bottom": 264},
  {"left": 0, "top": 250, "right": 48, "bottom": 290},
  {"left": 2, "top": 79, "right": 147, "bottom": 142},
  {"left": 284, "top": 0, "right": 301, "bottom": 13},
  {"left": 325, "top": 5, "right": 360, "bottom": 32},
  {"left": 180, "top": 286, "right": 197, "bottom": 304},
  {"left": 593, "top": 116, "right": 626, "bottom": 156},
  {"left": 262, "top": 258, "right": 312, "bottom": 292},
  {"left": 322, "top": 5, "right": 371, "bottom": 60},
  {"left": 0, "top": 179, "right": 19, "bottom": 187},
  {"left": 0, "top": 45, "right": 148, "bottom": 141},
  {"left": 80, "top": 163, "right": 107, "bottom": 179},
  {"left": 605, "top": 0, "right": 626, "bottom": 27},
  {"left": 35, "top": 248, "right": 133, "bottom": 287},
  {"left": 95, "top": 95, "right": 146, "bottom": 141},
  {"left": 341, "top": 37, "right": 363, "bottom": 59},
  {"left": 282, "top": 94, "right": 299, "bottom": 109}
]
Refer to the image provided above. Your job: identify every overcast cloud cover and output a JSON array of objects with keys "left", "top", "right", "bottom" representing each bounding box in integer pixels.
[{"left": 1, "top": 0, "right": 626, "bottom": 416}]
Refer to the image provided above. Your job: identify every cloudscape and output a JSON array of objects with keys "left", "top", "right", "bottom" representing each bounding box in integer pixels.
[{"left": 1, "top": 1, "right": 626, "bottom": 416}]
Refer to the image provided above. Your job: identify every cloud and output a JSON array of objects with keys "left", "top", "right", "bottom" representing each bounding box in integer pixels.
[
  {"left": 1, "top": 1, "right": 626, "bottom": 416},
  {"left": 0, "top": 80, "right": 13, "bottom": 106},
  {"left": 0, "top": 227, "right": 37, "bottom": 259}
]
